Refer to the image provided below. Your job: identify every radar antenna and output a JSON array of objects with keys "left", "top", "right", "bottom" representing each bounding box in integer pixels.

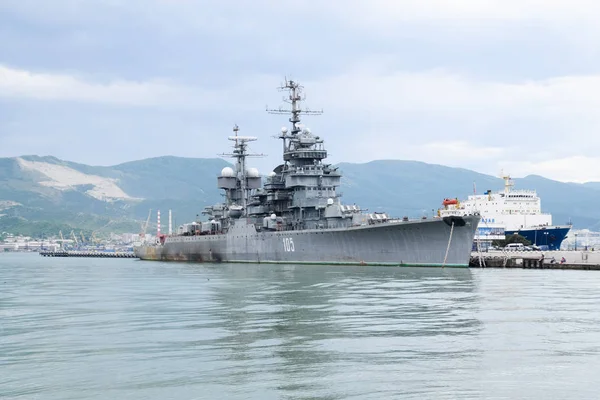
[
  {"left": 266, "top": 78, "right": 324, "bottom": 159},
  {"left": 218, "top": 124, "right": 266, "bottom": 215},
  {"left": 219, "top": 124, "right": 266, "bottom": 159},
  {"left": 266, "top": 78, "right": 323, "bottom": 136}
]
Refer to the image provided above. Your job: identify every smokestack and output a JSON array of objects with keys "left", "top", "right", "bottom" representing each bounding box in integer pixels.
[
  {"left": 157, "top": 210, "right": 161, "bottom": 236},
  {"left": 168, "top": 210, "right": 172, "bottom": 235}
]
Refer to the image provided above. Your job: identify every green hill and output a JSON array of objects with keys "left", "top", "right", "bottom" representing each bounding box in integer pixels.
[{"left": 1, "top": 155, "right": 599, "bottom": 237}]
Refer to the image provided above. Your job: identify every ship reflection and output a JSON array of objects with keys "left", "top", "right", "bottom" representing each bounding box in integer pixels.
[{"left": 194, "top": 264, "right": 482, "bottom": 396}]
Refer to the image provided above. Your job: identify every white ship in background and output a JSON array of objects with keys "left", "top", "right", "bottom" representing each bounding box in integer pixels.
[{"left": 440, "top": 174, "right": 571, "bottom": 250}]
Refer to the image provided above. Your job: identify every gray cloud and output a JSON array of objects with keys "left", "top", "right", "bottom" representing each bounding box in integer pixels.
[{"left": 1, "top": 0, "right": 600, "bottom": 181}]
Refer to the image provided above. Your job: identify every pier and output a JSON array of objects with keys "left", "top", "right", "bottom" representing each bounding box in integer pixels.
[
  {"left": 470, "top": 250, "right": 600, "bottom": 270},
  {"left": 40, "top": 251, "right": 137, "bottom": 258}
]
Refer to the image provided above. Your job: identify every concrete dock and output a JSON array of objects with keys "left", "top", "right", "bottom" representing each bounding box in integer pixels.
[{"left": 470, "top": 250, "right": 600, "bottom": 270}]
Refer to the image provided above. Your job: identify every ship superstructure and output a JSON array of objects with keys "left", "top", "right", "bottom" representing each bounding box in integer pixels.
[
  {"left": 439, "top": 175, "right": 571, "bottom": 250},
  {"left": 135, "top": 79, "right": 480, "bottom": 266}
]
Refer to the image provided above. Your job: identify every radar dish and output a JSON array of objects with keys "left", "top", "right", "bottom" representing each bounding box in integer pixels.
[
  {"left": 247, "top": 167, "right": 259, "bottom": 177},
  {"left": 221, "top": 167, "right": 234, "bottom": 177}
]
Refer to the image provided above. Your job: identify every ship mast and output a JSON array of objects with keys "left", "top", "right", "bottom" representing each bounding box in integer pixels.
[
  {"left": 219, "top": 124, "right": 264, "bottom": 216},
  {"left": 266, "top": 78, "right": 323, "bottom": 159},
  {"left": 500, "top": 170, "right": 514, "bottom": 194}
]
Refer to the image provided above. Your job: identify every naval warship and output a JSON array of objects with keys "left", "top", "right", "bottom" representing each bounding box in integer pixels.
[{"left": 135, "top": 79, "right": 480, "bottom": 267}]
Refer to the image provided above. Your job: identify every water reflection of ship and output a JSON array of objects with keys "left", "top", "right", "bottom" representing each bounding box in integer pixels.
[{"left": 203, "top": 264, "right": 479, "bottom": 395}]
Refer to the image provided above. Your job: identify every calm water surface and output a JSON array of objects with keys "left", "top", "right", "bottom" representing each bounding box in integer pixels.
[{"left": 2, "top": 253, "right": 600, "bottom": 399}]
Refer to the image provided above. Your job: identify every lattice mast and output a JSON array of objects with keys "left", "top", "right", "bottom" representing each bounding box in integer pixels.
[
  {"left": 219, "top": 124, "right": 264, "bottom": 215},
  {"left": 267, "top": 78, "right": 323, "bottom": 155}
]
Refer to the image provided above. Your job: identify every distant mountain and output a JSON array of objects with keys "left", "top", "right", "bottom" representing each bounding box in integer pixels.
[
  {"left": 337, "top": 160, "right": 499, "bottom": 216},
  {"left": 0, "top": 155, "right": 229, "bottom": 236},
  {"left": 516, "top": 175, "right": 600, "bottom": 229},
  {"left": 583, "top": 182, "right": 600, "bottom": 191},
  {"left": 338, "top": 162, "right": 600, "bottom": 230},
  {"left": 1, "top": 155, "right": 600, "bottom": 236}
]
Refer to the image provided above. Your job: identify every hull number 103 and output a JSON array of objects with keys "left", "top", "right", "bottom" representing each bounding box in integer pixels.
[{"left": 282, "top": 237, "right": 295, "bottom": 252}]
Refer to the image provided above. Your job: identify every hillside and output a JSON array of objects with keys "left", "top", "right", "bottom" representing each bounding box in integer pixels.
[
  {"left": 338, "top": 162, "right": 600, "bottom": 230},
  {"left": 1, "top": 155, "right": 600, "bottom": 236},
  {"left": 338, "top": 160, "right": 500, "bottom": 216},
  {"left": 0, "top": 155, "right": 229, "bottom": 236}
]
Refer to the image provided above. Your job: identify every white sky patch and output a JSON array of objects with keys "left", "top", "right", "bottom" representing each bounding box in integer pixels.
[
  {"left": 405, "top": 0, "right": 596, "bottom": 19},
  {"left": 7, "top": 0, "right": 597, "bottom": 28},
  {"left": 328, "top": 0, "right": 600, "bottom": 29},
  {"left": 311, "top": 64, "right": 600, "bottom": 119},
  {"left": 342, "top": 140, "right": 507, "bottom": 172},
  {"left": 420, "top": 141, "right": 505, "bottom": 162},
  {"left": 4, "top": 61, "right": 600, "bottom": 182},
  {"left": 3, "top": 0, "right": 600, "bottom": 183},
  {"left": 17, "top": 158, "right": 137, "bottom": 201},
  {"left": 0, "top": 64, "right": 219, "bottom": 107},
  {"left": 307, "top": 64, "right": 600, "bottom": 182},
  {"left": 507, "top": 156, "right": 600, "bottom": 183}
]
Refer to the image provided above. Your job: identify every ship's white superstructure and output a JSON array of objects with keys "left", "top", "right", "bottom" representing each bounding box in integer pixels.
[
  {"left": 440, "top": 174, "right": 571, "bottom": 250},
  {"left": 440, "top": 174, "right": 551, "bottom": 231}
]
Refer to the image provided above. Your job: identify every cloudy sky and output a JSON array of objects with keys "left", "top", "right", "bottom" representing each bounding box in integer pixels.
[{"left": 1, "top": 0, "right": 600, "bottom": 182}]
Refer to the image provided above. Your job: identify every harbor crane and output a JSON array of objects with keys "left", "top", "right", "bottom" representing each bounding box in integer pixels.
[
  {"left": 70, "top": 230, "right": 78, "bottom": 245},
  {"left": 140, "top": 209, "right": 152, "bottom": 241},
  {"left": 91, "top": 232, "right": 99, "bottom": 245}
]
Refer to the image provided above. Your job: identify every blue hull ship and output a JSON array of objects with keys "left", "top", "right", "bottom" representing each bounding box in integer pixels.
[{"left": 505, "top": 225, "right": 570, "bottom": 250}]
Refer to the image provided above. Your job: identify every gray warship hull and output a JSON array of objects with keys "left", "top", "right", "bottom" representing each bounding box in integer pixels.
[{"left": 135, "top": 215, "right": 479, "bottom": 267}]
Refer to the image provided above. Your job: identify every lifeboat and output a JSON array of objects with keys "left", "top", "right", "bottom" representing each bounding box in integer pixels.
[{"left": 442, "top": 198, "right": 458, "bottom": 206}]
